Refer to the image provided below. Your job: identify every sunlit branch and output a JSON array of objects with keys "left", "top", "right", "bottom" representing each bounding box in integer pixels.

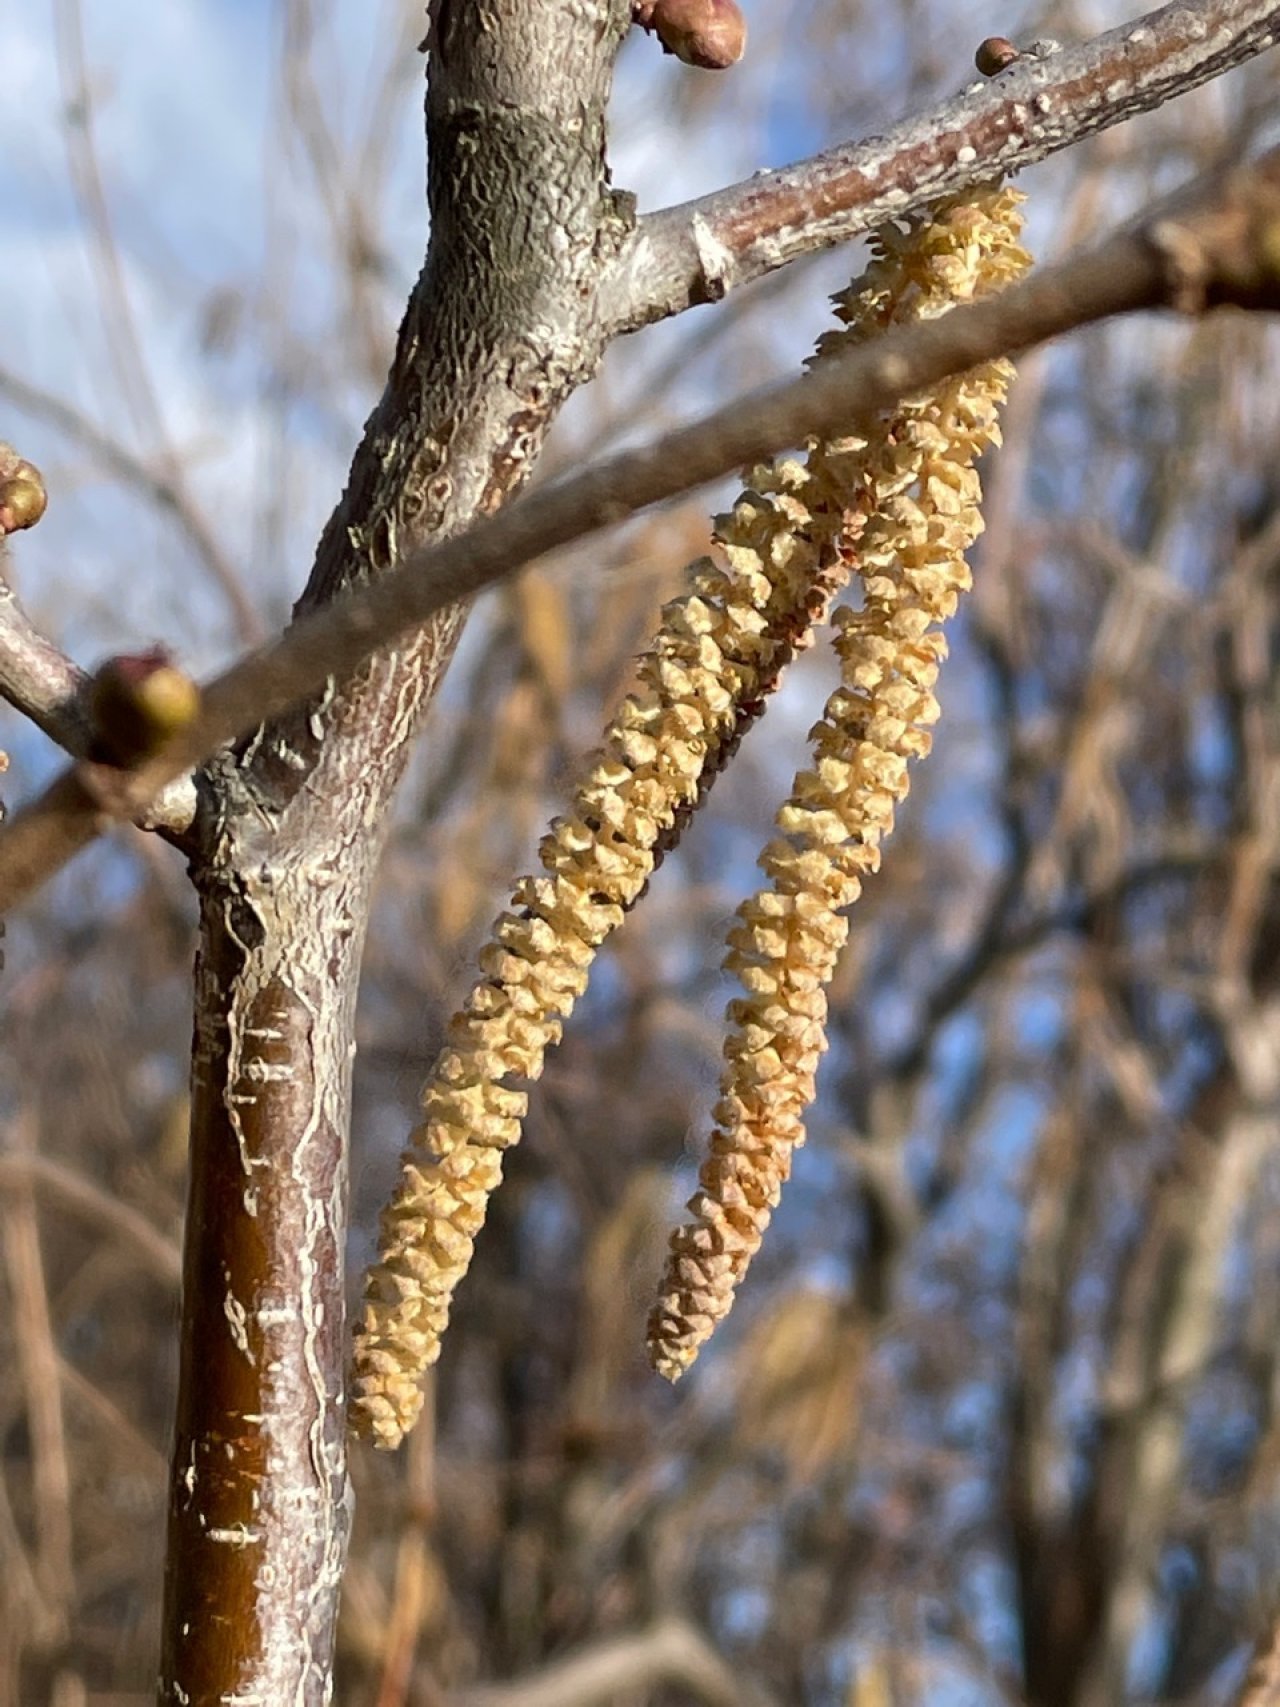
[
  {"left": 605, "top": 0, "right": 1280, "bottom": 332},
  {"left": 0, "top": 580, "right": 92, "bottom": 757},
  {"left": 2, "top": 146, "right": 1280, "bottom": 914},
  {"left": 0, "top": 585, "right": 198, "bottom": 837}
]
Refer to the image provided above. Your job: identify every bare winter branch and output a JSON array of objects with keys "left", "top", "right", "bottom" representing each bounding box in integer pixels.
[
  {"left": 0, "top": 585, "right": 199, "bottom": 838},
  {"left": 0, "top": 1150, "right": 182, "bottom": 1286},
  {"left": 0, "top": 365, "right": 262, "bottom": 649},
  {"left": 457, "top": 1615, "right": 779, "bottom": 1707},
  {"left": 0, "top": 448, "right": 202, "bottom": 835},
  {"left": 3, "top": 145, "right": 1280, "bottom": 916},
  {"left": 1238, "top": 1617, "right": 1280, "bottom": 1707},
  {"left": 9, "top": 2, "right": 1280, "bottom": 1698},
  {"left": 0, "top": 577, "right": 92, "bottom": 757},
  {"left": 604, "top": 0, "right": 1280, "bottom": 333}
]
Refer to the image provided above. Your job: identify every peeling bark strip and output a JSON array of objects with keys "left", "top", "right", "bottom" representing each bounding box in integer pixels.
[
  {"left": 163, "top": 883, "right": 354, "bottom": 1702},
  {"left": 159, "top": 3, "right": 636, "bottom": 1700}
]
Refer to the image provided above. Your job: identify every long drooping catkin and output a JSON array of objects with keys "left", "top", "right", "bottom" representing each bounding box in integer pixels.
[
  {"left": 647, "top": 185, "right": 1031, "bottom": 1382},
  {"left": 352, "top": 398, "right": 871, "bottom": 1450}
]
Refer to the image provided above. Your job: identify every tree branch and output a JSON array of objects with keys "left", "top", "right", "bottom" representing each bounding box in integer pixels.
[
  {"left": 0, "top": 1150, "right": 182, "bottom": 1286},
  {"left": 603, "top": 0, "right": 1280, "bottom": 333},
  {"left": 0, "top": 575, "right": 92, "bottom": 755},
  {"left": 0, "top": 578, "right": 198, "bottom": 836},
  {"left": 4, "top": 145, "right": 1280, "bottom": 916},
  {"left": 154, "top": 6, "right": 636, "bottom": 1701},
  {"left": 453, "top": 1615, "right": 779, "bottom": 1707},
  {"left": 1237, "top": 1615, "right": 1280, "bottom": 1707}
]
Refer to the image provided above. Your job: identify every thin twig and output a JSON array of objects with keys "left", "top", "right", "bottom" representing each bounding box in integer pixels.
[
  {"left": 0, "top": 1118, "right": 74, "bottom": 1632},
  {"left": 56, "top": 1354, "right": 168, "bottom": 1480},
  {"left": 0, "top": 450, "right": 198, "bottom": 833},
  {"left": 0, "top": 1151, "right": 182, "bottom": 1286},
  {"left": 0, "top": 575, "right": 93, "bottom": 755},
  {"left": 1237, "top": 1616, "right": 1280, "bottom": 1706},
  {"left": 454, "top": 1615, "right": 779, "bottom": 1707},
  {"left": 4, "top": 148, "right": 1279, "bottom": 913},
  {"left": 604, "top": 0, "right": 1280, "bottom": 332},
  {"left": 52, "top": 0, "right": 261, "bottom": 644},
  {"left": 0, "top": 364, "right": 261, "bottom": 647}
]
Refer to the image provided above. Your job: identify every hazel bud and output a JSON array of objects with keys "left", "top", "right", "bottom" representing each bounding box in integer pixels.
[
  {"left": 635, "top": 0, "right": 746, "bottom": 69},
  {"left": 89, "top": 648, "right": 200, "bottom": 766},
  {"left": 0, "top": 464, "right": 48, "bottom": 534},
  {"left": 975, "top": 37, "right": 1019, "bottom": 76}
]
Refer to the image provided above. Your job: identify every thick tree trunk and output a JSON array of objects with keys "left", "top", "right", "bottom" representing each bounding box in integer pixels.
[
  {"left": 158, "top": 3, "right": 633, "bottom": 1697},
  {"left": 162, "top": 872, "right": 361, "bottom": 1699}
]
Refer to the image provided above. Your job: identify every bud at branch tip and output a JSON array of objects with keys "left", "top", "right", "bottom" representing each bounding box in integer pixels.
[
  {"left": 0, "top": 446, "right": 47, "bottom": 536},
  {"left": 633, "top": 0, "right": 746, "bottom": 69}
]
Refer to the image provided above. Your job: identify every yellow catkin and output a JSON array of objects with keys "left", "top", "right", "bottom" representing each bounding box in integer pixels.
[
  {"left": 647, "top": 185, "right": 1031, "bottom": 1382},
  {"left": 352, "top": 360, "right": 896, "bottom": 1450}
]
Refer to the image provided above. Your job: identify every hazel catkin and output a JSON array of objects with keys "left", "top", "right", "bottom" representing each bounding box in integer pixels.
[{"left": 647, "top": 184, "right": 1031, "bottom": 1382}]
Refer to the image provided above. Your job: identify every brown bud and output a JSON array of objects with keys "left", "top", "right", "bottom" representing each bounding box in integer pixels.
[
  {"left": 974, "top": 36, "right": 1019, "bottom": 76},
  {"left": 89, "top": 648, "right": 200, "bottom": 766},
  {"left": 0, "top": 466, "right": 48, "bottom": 534},
  {"left": 636, "top": 0, "right": 746, "bottom": 69}
]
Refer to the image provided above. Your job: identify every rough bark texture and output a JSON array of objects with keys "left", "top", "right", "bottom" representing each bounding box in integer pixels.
[
  {"left": 162, "top": 877, "right": 357, "bottom": 1701},
  {"left": 159, "top": 3, "right": 633, "bottom": 1699}
]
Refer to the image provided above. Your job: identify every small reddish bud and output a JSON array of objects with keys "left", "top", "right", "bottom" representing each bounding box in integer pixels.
[
  {"left": 635, "top": 0, "right": 746, "bottom": 69},
  {"left": 975, "top": 36, "right": 1019, "bottom": 76},
  {"left": 89, "top": 648, "right": 201, "bottom": 767}
]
